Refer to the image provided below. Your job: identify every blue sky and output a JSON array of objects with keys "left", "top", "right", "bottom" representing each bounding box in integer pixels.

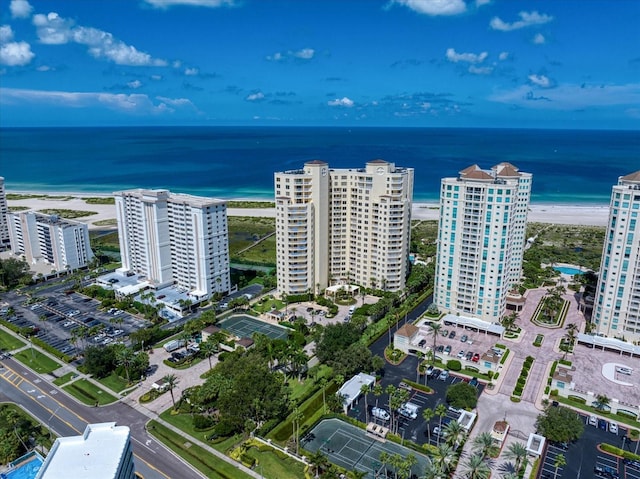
[{"left": 0, "top": 0, "right": 638, "bottom": 128}]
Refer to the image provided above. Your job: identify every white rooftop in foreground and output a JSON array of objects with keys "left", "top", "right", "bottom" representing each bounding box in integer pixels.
[
  {"left": 35, "top": 422, "right": 134, "bottom": 479},
  {"left": 441, "top": 313, "right": 505, "bottom": 335}
]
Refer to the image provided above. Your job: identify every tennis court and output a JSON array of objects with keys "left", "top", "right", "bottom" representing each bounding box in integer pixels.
[
  {"left": 218, "top": 314, "right": 290, "bottom": 340},
  {"left": 303, "top": 418, "right": 431, "bottom": 478}
]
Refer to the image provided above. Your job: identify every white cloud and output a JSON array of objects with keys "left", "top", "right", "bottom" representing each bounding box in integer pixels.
[
  {"left": 151, "top": 74, "right": 162, "bottom": 80},
  {"left": 184, "top": 67, "right": 199, "bottom": 75},
  {"left": 328, "top": 97, "right": 354, "bottom": 107},
  {"left": 0, "top": 25, "right": 14, "bottom": 43},
  {"left": 468, "top": 65, "right": 493, "bottom": 75},
  {"left": 266, "top": 48, "right": 315, "bottom": 62},
  {"left": 533, "top": 33, "right": 545, "bottom": 44},
  {"left": 10, "top": 0, "right": 33, "bottom": 18},
  {"left": 127, "top": 80, "right": 143, "bottom": 89},
  {"left": 36, "top": 65, "right": 51, "bottom": 71},
  {"left": 0, "top": 87, "right": 193, "bottom": 114},
  {"left": 475, "top": 0, "right": 490, "bottom": 6},
  {"left": 446, "top": 48, "right": 488, "bottom": 64},
  {"left": 391, "top": 0, "right": 466, "bottom": 16},
  {"left": 293, "top": 48, "right": 315, "bottom": 60},
  {"left": 155, "top": 96, "right": 196, "bottom": 108},
  {"left": 144, "top": 0, "right": 234, "bottom": 8},
  {"left": 528, "top": 74, "right": 551, "bottom": 88},
  {"left": 489, "top": 83, "right": 640, "bottom": 110},
  {"left": 498, "top": 51, "right": 509, "bottom": 61},
  {"left": 490, "top": 11, "right": 553, "bottom": 31},
  {"left": 245, "top": 91, "right": 265, "bottom": 101},
  {"left": 0, "top": 41, "right": 34, "bottom": 66},
  {"left": 33, "top": 12, "right": 166, "bottom": 66}
]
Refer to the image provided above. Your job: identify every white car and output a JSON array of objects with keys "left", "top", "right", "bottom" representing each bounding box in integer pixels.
[
  {"left": 588, "top": 415, "right": 598, "bottom": 426},
  {"left": 609, "top": 422, "right": 618, "bottom": 434},
  {"left": 371, "top": 407, "right": 390, "bottom": 421}
]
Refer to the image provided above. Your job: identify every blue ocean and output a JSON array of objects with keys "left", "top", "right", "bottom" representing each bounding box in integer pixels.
[{"left": 1, "top": 127, "right": 638, "bottom": 204}]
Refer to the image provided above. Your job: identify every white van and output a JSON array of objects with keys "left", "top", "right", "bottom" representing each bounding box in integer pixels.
[
  {"left": 616, "top": 366, "right": 633, "bottom": 375},
  {"left": 398, "top": 402, "right": 419, "bottom": 420},
  {"left": 349, "top": 306, "right": 356, "bottom": 315}
]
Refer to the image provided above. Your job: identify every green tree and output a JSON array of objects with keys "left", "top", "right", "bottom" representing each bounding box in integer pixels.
[
  {"left": 553, "top": 453, "right": 566, "bottom": 479},
  {"left": 462, "top": 453, "right": 491, "bottom": 479},
  {"left": 431, "top": 443, "right": 458, "bottom": 474},
  {"left": 422, "top": 407, "right": 434, "bottom": 443},
  {"left": 594, "top": 394, "right": 610, "bottom": 411},
  {"left": 428, "top": 322, "right": 442, "bottom": 365},
  {"left": 435, "top": 403, "right": 447, "bottom": 446},
  {"left": 200, "top": 339, "right": 218, "bottom": 369},
  {"left": 535, "top": 405, "right": 584, "bottom": 443},
  {"left": 361, "top": 384, "right": 370, "bottom": 424},
  {"left": 314, "top": 322, "right": 361, "bottom": 365},
  {"left": 0, "top": 258, "right": 32, "bottom": 289},
  {"left": 446, "top": 382, "right": 479, "bottom": 409},
  {"left": 472, "top": 432, "right": 496, "bottom": 460},
  {"left": 504, "top": 441, "right": 528, "bottom": 473},
  {"left": 163, "top": 373, "right": 179, "bottom": 410},
  {"left": 443, "top": 420, "right": 467, "bottom": 447},
  {"left": 115, "top": 346, "right": 135, "bottom": 383}
]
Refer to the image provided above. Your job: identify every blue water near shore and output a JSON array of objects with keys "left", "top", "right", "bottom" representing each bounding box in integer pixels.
[{"left": 1, "top": 126, "right": 638, "bottom": 203}]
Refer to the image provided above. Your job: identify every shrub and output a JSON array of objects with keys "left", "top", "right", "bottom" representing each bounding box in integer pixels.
[
  {"left": 446, "top": 359, "right": 462, "bottom": 371},
  {"left": 446, "top": 382, "right": 478, "bottom": 409},
  {"left": 559, "top": 359, "right": 573, "bottom": 367},
  {"left": 550, "top": 389, "right": 559, "bottom": 396},
  {"left": 193, "top": 414, "right": 216, "bottom": 431}
]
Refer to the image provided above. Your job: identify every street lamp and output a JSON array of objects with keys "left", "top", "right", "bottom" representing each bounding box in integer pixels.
[{"left": 48, "top": 405, "right": 62, "bottom": 441}]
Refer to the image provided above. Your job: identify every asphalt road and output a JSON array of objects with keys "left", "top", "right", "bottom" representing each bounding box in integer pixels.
[{"left": 0, "top": 356, "right": 203, "bottom": 479}]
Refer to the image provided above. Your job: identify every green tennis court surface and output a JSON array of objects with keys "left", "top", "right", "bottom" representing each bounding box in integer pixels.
[
  {"left": 303, "top": 418, "right": 431, "bottom": 478},
  {"left": 218, "top": 314, "right": 290, "bottom": 340}
]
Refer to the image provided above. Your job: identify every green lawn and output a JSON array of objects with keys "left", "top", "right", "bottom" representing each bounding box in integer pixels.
[
  {"left": 13, "top": 348, "right": 62, "bottom": 374},
  {"left": 288, "top": 365, "right": 332, "bottom": 401},
  {"left": 147, "top": 420, "right": 252, "bottom": 479},
  {"left": 245, "top": 445, "right": 307, "bottom": 478},
  {"left": 53, "top": 372, "right": 77, "bottom": 386},
  {"left": 0, "top": 330, "right": 25, "bottom": 351},
  {"left": 63, "top": 379, "right": 117, "bottom": 405},
  {"left": 98, "top": 372, "right": 130, "bottom": 393}
]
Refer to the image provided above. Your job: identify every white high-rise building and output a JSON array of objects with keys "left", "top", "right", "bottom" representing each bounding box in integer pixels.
[
  {"left": 7, "top": 211, "right": 94, "bottom": 272},
  {"left": 35, "top": 423, "right": 135, "bottom": 479},
  {"left": 0, "top": 177, "right": 10, "bottom": 250},
  {"left": 434, "top": 163, "right": 532, "bottom": 322},
  {"left": 593, "top": 171, "right": 640, "bottom": 339},
  {"left": 114, "top": 189, "right": 230, "bottom": 299},
  {"left": 275, "top": 159, "right": 414, "bottom": 295}
]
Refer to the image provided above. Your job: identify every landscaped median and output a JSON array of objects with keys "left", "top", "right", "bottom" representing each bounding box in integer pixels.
[
  {"left": 63, "top": 378, "right": 118, "bottom": 406},
  {"left": 511, "top": 356, "right": 535, "bottom": 402}
]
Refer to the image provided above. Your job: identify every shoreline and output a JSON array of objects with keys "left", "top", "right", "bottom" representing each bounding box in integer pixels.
[{"left": 5, "top": 189, "right": 610, "bottom": 228}]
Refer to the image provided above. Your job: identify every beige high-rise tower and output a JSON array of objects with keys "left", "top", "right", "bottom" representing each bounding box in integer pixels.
[
  {"left": 593, "top": 170, "right": 640, "bottom": 339},
  {"left": 0, "top": 177, "right": 10, "bottom": 250},
  {"left": 275, "top": 159, "right": 414, "bottom": 296}
]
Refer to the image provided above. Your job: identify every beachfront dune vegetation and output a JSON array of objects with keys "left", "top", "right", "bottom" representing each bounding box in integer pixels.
[{"left": 37, "top": 208, "right": 97, "bottom": 219}]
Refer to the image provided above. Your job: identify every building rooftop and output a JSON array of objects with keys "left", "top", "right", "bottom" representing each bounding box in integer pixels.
[
  {"left": 396, "top": 323, "right": 419, "bottom": 338},
  {"left": 35, "top": 423, "right": 131, "bottom": 479},
  {"left": 620, "top": 170, "right": 640, "bottom": 184}
]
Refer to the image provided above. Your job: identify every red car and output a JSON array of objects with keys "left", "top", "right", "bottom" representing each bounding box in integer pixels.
[{"left": 472, "top": 353, "right": 480, "bottom": 362}]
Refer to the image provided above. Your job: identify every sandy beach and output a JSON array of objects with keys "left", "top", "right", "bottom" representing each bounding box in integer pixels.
[{"left": 6, "top": 192, "right": 610, "bottom": 229}]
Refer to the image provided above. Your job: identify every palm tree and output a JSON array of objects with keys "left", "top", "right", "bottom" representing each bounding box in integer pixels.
[
  {"left": 432, "top": 443, "right": 458, "bottom": 474},
  {"left": 200, "top": 339, "right": 217, "bottom": 369},
  {"left": 307, "top": 450, "right": 328, "bottom": 478},
  {"left": 595, "top": 394, "right": 610, "bottom": 411},
  {"left": 291, "top": 406, "right": 303, "bottom": 455},
  {"left": 320, "top": 377, "right": 328, "bottom": 414},
  {"left": 163, "top": 373, "right": 179, "bottom": 410},
  {"left": 553, "top": 453, "right": 566, "bottom": 479},
  {"left": 428, "top": 322, "right": 442, "bottom": 364},
  {"left": 443, "top": 419, "right": 467, "bottom": 447},
  {"left": 372, "top": 383, "right": 383, "bottom": 408},
  {"left": 422, "top": 407, "right": 435, "bottom": 443},
  {"left": 361, "top": 384, "right": 370, "bottom": 424},
  {"left": 379, "top": 452, "right": 391, "bottom": 478},
  {"left": 472, "top": 431, "right": 496, "bottom": 460},
  {"left": 504, "top": 441, "right": 528, "bottom": 473},
  {"left": 435, "top": 404, "right": 447, "bottom": 445},
  {"left": 115, "top": 347, "right": 135, "bottom": 384},
  {"left": 462, "top": 453, "right": 491, "bottom": 479}
]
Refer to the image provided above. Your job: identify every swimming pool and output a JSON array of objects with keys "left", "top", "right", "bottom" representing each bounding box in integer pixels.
[
  {"left": 1, "top": 454, "right": 43, "bottom": 479},
  {"left": 553, "top": 266, "right": 584, "bottom": 276}
]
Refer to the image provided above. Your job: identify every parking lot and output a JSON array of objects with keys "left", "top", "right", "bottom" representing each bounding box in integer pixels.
[
  {"left": 538, "top": 411, "right": 639, "bottom": 479},
  {"left": 2, "top": 284, "right": 150, "bottom": 359},
  {"left": 347, "top": 345, "right": 482, "bottom": 447}
]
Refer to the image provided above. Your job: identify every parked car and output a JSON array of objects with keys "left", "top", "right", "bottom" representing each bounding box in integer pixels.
[
  {"left": 418, "top": 339, "right": 427, "bottom": 348},
  {"left": 444, "top": 345, "right": 452, "bottom": 355},
  {"left": 465, "top": 351, "right": 473, "bottom": 361},
  {"left": 437, "top": 345, "right": 444, "bottom": 353},
  {"left": 609, "top": 422, "right": 618, "bottom": 434},
  {"left": 449, "top": 330, "right": 456, "bottom": 339},
  {"left": 430, "top": 368, "right": 442, "bottom": 379},
  {"left": 457, "top": 350, "right": 465, "bottom": 359},
  {"left": 598, "top": 419, "right": 608, "bottom": 431},
  {"left": 441, "top": 329, "right": 449, "bottom": 337},
  {"left": 398, "top": 402, "right": 419, "bottom": 420},
  {"left": 432, "top": 426, "right": 442, "bottom": 436},
  {"left": 371, "top": 407, "right": 390, "bottom": 422},
  {"left": 469, "top": 377, "right": 479, "bottom": 387},
  {"left": 426, "top": 365, "right": 434, "bottom": 377},
  {"left": 438, "top": 370, "right": 450, "bottom": 381},
  {"left": 472, "top": 353, "right": 480, "bottom": 362},
  {"left": 461, "top": 335, "right": 468, "bottom": 342},
  {"left": 589, "top": 415, "right": 598, "bottom": 426}
]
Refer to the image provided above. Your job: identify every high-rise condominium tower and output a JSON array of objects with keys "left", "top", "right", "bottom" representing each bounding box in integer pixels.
[
  {"left": 7, "top": 211, "right": 94, "bottom": 272},
  {"left": 0, "top": 177, "right": 11, "bottom": 250},
  {"left": 275, "top": 159, "right": 414, "bottom": 295},
  {"left": 114, "top": 189, "right": 230, "bottom": 299},
  {"left": 434, "top": 163, "right": 532, "bottom": 322},
  {"left": 593, "top": 171, "right": 640, "bottom": 339}
]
